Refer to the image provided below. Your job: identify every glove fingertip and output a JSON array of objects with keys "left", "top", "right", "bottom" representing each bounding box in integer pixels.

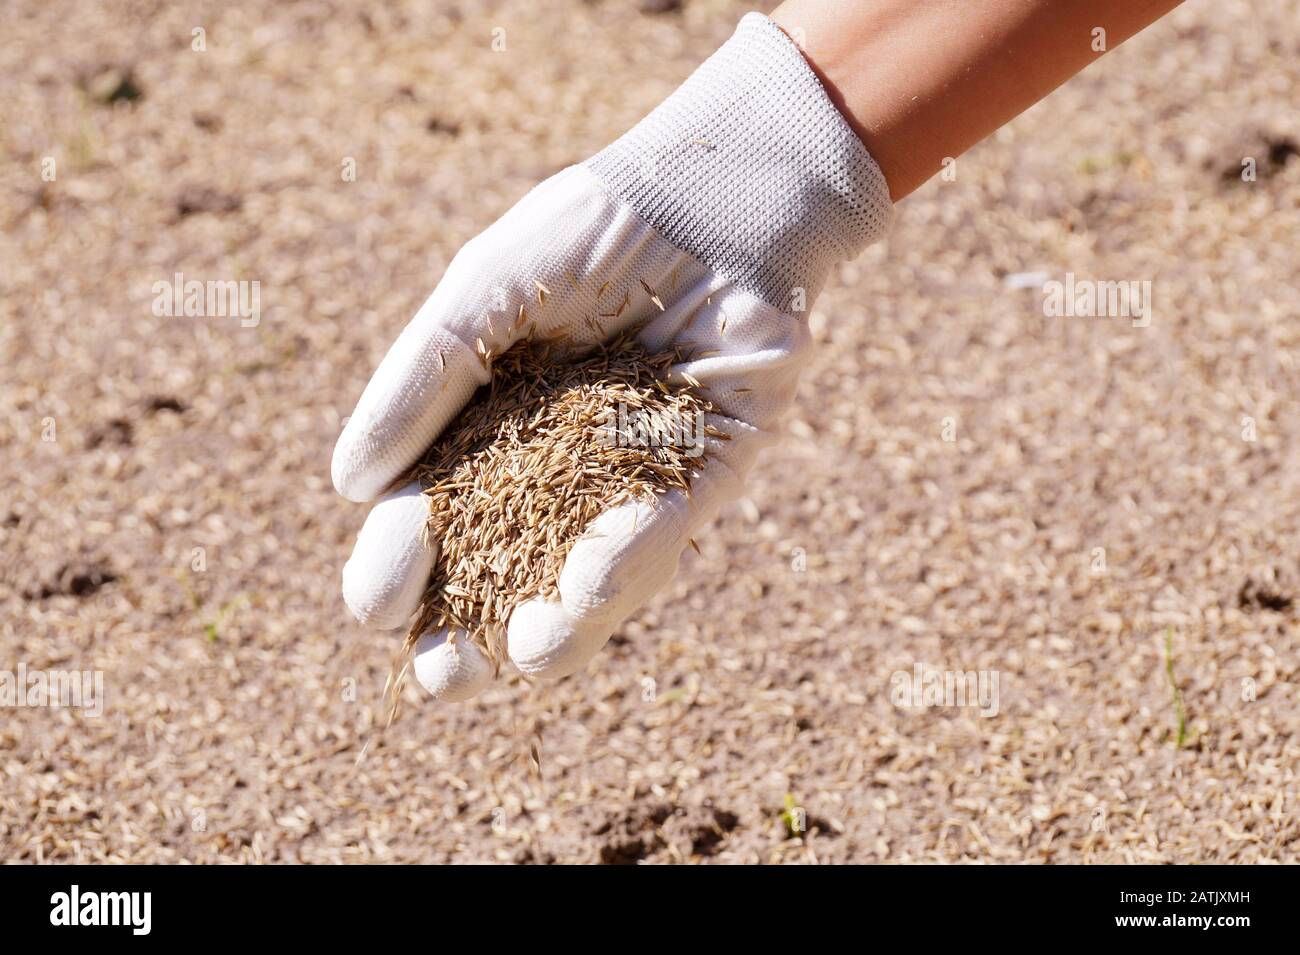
[
  {"left": 413, "top": 629, "right": 494, "bottom": 702},
  {"left": 507, "top": 599, "right": 610, "bottom": 680}
]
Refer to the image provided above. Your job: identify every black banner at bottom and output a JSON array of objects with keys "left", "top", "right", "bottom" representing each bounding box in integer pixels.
[{"left": 0, "top": 864, "right": 1283, "bottom": 942}]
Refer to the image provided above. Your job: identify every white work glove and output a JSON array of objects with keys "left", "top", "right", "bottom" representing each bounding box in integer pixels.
[{"left": 332, "top": 14, "right": 893, "bottom": 702}]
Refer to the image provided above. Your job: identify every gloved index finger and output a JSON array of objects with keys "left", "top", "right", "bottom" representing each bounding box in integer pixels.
[
  {"left": 332, "top": 291, "right": 494, "bottom": 503},
  {"left": 332, "top": 164, "right": 713, "bottom": 503}
]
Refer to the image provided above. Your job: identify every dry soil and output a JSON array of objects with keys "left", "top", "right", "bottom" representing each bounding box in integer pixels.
[{"left": 1, "top": 0, "right": 1297, "bottom": 863}]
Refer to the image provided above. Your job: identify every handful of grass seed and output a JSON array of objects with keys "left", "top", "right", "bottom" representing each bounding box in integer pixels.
[{"left": 398, "top": 332, "right": 712, "bottom": 679}]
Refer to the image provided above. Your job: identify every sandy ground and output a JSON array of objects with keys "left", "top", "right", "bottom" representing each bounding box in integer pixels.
[{"left": 2, "top": 0, "right": 1298, "bottom": 864}]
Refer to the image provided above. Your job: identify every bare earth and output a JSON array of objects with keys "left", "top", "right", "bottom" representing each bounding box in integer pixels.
[{"left": 2, "top": 0, "right": 1297, "bottom": 863}]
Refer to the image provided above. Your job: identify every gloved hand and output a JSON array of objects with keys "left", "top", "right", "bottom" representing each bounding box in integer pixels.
[{"left": 332, "top": 13, "right": 893, "bottom": 702}]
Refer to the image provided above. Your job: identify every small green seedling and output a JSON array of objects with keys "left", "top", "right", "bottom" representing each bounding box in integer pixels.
[
  {"left": 174, "top": 570, "right": 252, "bottom": 643},
  {"left": 1163, "top": 627, "right": 1192, "bottom": 748},
  {"left": 202, "top": 596, "right": 251, "bottom": 643},
  {"left": 779, "top": 793, "right": 806, "bottom": 839}
]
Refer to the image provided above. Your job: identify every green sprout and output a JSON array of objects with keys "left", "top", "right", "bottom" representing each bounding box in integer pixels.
[
  {"left": 1163, "top": 627, "right": 1192, "bottom": 748},
  {"left": 779, "top": 793, "right": 806, "bottom": 839},
  {"left": 202, "top": 596, "right": 251, "bottom": 642},
  {"left": 174, "top": 570, "right": 252, "bottom": 642}
]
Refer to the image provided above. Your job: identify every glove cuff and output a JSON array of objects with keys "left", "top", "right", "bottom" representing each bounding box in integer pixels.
[{"left": 585, "top": 12, "right": 894, "bottom": 310}]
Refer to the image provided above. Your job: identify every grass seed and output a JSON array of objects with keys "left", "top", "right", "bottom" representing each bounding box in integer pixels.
[{"left": 394, "top": 331, "right": 712, "bottom": 701}]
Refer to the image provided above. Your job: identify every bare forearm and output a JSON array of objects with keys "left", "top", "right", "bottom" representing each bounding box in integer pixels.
[{"left": 771, "top": 0, "right": 1185, "bottom": 200}]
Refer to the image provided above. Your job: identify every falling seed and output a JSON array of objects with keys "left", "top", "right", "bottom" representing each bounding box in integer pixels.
[
  {"left": 535, "top": 280, "right": 550, "bottom": 305},
  {"left": 689, "top": 537, "right": 702, "bottom": 556}
]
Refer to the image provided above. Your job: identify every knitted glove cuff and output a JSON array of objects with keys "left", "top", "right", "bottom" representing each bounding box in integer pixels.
[{"left": 586, "top": 12, "right": 894, "bottom": 310}]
